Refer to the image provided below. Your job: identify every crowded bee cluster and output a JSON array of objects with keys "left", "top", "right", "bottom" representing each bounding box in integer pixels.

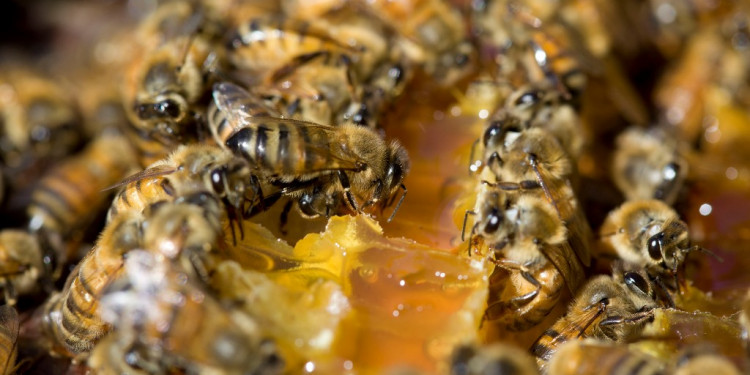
[{"left": 0, "top": 0, "right": 748, "bottom": 374}]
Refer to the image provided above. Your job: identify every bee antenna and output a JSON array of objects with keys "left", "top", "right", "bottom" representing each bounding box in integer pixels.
[
  {"left": 685, "top": 245, "right": 723, "bottom": 262},
  {"left": 461, "top": 210, "right": 476, "bottom": 242},
  {"left": 386, "top": 184, "right": 407, "bottom": 223}
]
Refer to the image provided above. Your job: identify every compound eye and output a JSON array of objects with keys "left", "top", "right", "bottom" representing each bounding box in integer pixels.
[
  {"left": 210, "top": 169, "right": 225, "bottom": 195},
  {"left": 482, "top": 121, "right": 502, "bottom": 146},
  {"left": 624, "top": 272, "right": 650, "bottom": 295},
  {"left": 647, "top": 233, "right": 664, "bottom": 261},
  {"left": 483, "top": 208, "right": 503, "bottom": 234},
  {"left": 155, "top": 99, "right": 181, "bottom": 118}
]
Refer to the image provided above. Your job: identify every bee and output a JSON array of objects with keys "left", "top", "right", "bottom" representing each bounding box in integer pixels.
[
  {"left": 547, "top": 339, "right": 666, "bottom": 375},
  {"left": 44, "top": 191, "right": 228, "bottom": 357},
  {"left": 0, "top": 67, "right": 84, "bottom": 199},
  {"left": 670, "top": 349, "right": 742, "bottom": 375},
  {"left": 209, "top": 82, "right": 409, "bottom": 220},
  {"left": 0, "top": 230, "right": 45, "bottom": 305},
  {"left": 464, "top": 184, "right": 584, "bottom": 330},
  {"left": 98, "top": 250, "right": 284, "bottom": 374},
  {"left": 121, "top": 34, "right": 215, "bottom": 166},
  {"left": 226, "top": 15, "right": 363, "bottom": 83},
  {"left": 599, "top": 200, "right": 699, "bottom": 288},
  {"left": 107, "top": 144, "right": 254, "bottom": 238},
  {"left": 612, "top": 127, "right": 687, "bottom": 205},
  {"left": 27, "top": 133, "right": 137, "bottom": 268},
  {"left": 365, "top": 0, "right": 474, "bottom": 84},
  {"left": 450, "top": 342, "right": 539, "bottom": 375},
  {"left": 42, "top": 211, "right": 143, "bottom": 356},
  {"left": 493, "top": 85, "right": 584, "bottom": 161},
  {"left": 479, "top": 117, "right": 592, "bottom": 272},
  {"left": 0, "top": 305, "right": 19, "bottom": 375},
  {"left": 531, "top": 271, "right": 659, "bottom": 367},
  {"left": 257, "top": 50, "right": 360, "bottom": 126}
]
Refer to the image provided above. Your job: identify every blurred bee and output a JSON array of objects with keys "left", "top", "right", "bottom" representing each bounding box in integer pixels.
[
  {"left": 121, "top": 34, "right": 215, "bottom": 166},
  {"left": 0, "top": 67, "right": 84, "bottom": 198},
  {"left": 669, "top": 348, "right": 742, "bottom": 375},
  {"left": 226, "top": 15, "right": 363, "bottom": 83},
  {"left": 209, "top": 82, "right": 410, "bottom": 220},
  {"left": 44, "top": 192, "right": 228, "bottom": 357},
  {"left": 27, "top": 133, "right": 137, "bottom": 269},
  {"left": 599, "top": 200, "right": 700, "bottom": 288},
  {"left": 612, "top": 126, "right": 687, "bottom": 205},
  {"left": 107, "top": 144, "right": 254, "bottom": 239},
  {"left": 531, "top": 270, "right": 659, "bottom": 368},
  {"left": 450, "top": 342, "right": 539, "bottom": 375},
  {"left": 258, "top": 50, "right": 360, "bottom": 126},
  {"left": 98, "top": 250, "right": 284, "bottom": 374},
  {"left": 43, "top": 211, "right": 143, "bottom": 356},
  {"left": 547, "top": 339, "right": 666, "bottom": 375},
  {"left": 0, "top": 305, "right": 19, "bottom": 375},
  {"left": 463, "top": 184, "right": 585, "bottom": 330},
  {"left": 369, "top": 0, "right": 474, "bottom": 85},
  {"left": 0, "top": 230, "right": 45, "bottom": 305}
]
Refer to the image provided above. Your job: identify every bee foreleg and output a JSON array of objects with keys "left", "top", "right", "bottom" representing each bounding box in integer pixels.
[{"left": 279, "top": 200, "right": 294, "bottom": 235}]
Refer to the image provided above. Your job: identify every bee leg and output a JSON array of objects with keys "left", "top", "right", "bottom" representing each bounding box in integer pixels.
[
  {"left": 279, "top": 200, "right": 294, "bottom": 236},
  {"left": 186, "top": 251, "right": 211, "bottom": 285},
  {"left": 337, "top": 170, "right": 359, "bottom": 212}
]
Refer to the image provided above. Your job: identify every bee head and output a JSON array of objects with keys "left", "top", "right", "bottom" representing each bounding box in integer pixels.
[
  {"left": 134, "top": 93, "right": 189, "bottom": 136},
  {"left": 381, "top": 141, "right": 410, "bottom": 202},
  {"left": 646, "top": 219, "right": 690, "bottom": 271}
]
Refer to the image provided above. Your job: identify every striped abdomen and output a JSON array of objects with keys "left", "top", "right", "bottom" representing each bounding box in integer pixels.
[
  {"left": 107, "top": 175, "right": 175, "bottom": 222},
  {"left": 220, "top": 118, "right": 345, "bottom": 180},
  {"left": 227, "top": 16, "right": 351, "bottom": 76},
  {"left": 531, "top": 322, "right": 573, "bottom": 364},
  {"left": 28, "top": 135, "right": 135, "bottom": 239},
  {"left": 44, "top": 213, "right": 141, "bottom": 356},
  {"left": 547, "top": 341, "right": 666, "bottom": 375}
]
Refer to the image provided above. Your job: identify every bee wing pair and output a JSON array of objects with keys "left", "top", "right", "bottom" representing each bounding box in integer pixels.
[
  {"left": 533, "top": 166, "right": 591, "bottom": 293},
  {"left": 212, "top": 82, "right": 367, "bottom": 173}
]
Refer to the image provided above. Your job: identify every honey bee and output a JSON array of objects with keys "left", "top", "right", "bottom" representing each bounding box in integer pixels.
[
  {"left": 226, "top": 15, "right": 362, "bottom": 83},
  {"left": 44, "top": 191, "right": 228, "bottom": 357},
  {"left": 209, "top": 82, "right": 410, "bottom": 220},
  {"left": 257, "top": 50, "right": 360, "bottom": 126},
  {"left": 121, "top": 34, "right": 215, "bottom": 166},
  {"left": 0, "top": 67, "right": 84, "bottom": 173},
  {"left": 494, "top": 85, "right": 584, "bottom": 161},
  {"left": 107, "top": 144, "right": 254, "bottom": 236},
  {"left": 599, "top": 200, "right": 698, "bottom": 287},
  {"left": 43, "top": 211, "right": 143, "bottom": 356},
  {"left": 612, "top": 127, "right": 687, "bottom": 205},
  {"left": 670, "top": 349, "right": 742, "bottom": 375},
  {"left": 27, "top": 133, "right": 137, "bottom": 268},
  {"left": 450, "top": 342, "right": 539, "bottom": 375},
  {"left": 362, "top": 0, "right": 474, "bottom": 85},
  {"left": 98, "top": 250, "right": 284, "bottom": 374},
  {"left": 531, "top": 270, "right": 659, "bottom": 368},
  {"left": 547, "top": 339, "right": 666, "bottom": 375},
  {"left": 0, "top": 230, "right": 45, "bottom": 305},
  {"left": 464, "top": 184, "right": 584, "bottom": 330},
  {"left": 0, "top": 305, "right": 19, "bottom": 375},
  {"left": 479, "top": 117, "right": 592, "bottom": 271}
]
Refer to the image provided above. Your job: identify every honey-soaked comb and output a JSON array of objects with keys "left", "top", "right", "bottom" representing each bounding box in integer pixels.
[{"left": 216, "top": 215, "right": 490, "bottom": 374}]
